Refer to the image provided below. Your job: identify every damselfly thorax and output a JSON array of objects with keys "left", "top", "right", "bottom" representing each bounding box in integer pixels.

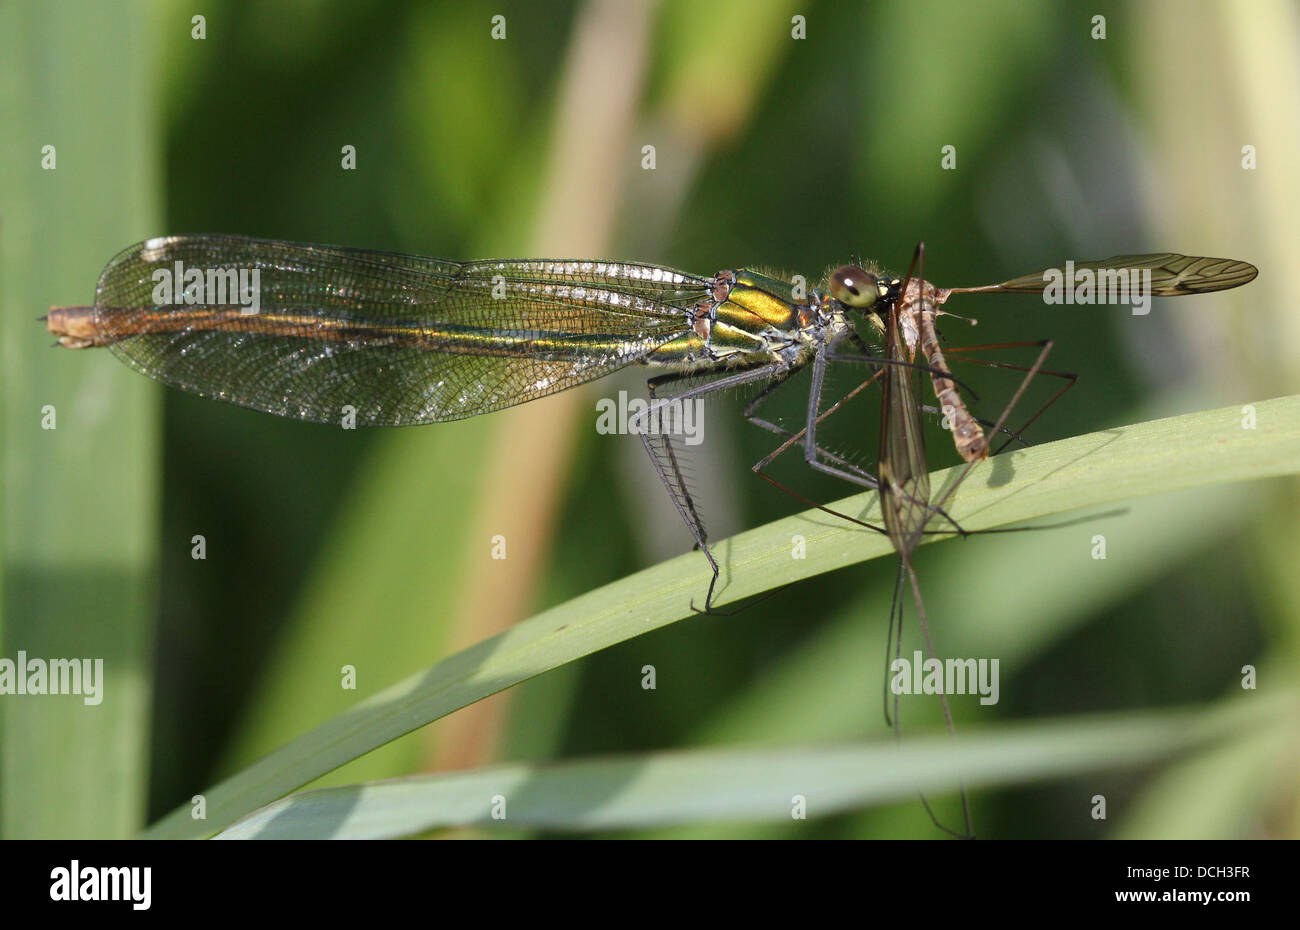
[{"left": 641, "top": 268, "right": 854, "bottom": 374}]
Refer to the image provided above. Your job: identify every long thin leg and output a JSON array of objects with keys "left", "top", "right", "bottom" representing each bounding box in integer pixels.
[
  {"left": 931, "top": 340, "right": 1058, "bottom": 522},
  {"left": 903, "top": 558, "right": 974, "bottom": 839},
  {"left": 744, "top": 343, "right": 992, "bottom": 537},
  {"left": 751, "top": 326, "right": 982, "bottom": 488},
  {"left": 919, "top": 339, "right": 1081, "bottom": 536},
  {"left": 826, "top": 348, "right": 983, "bottom": 402},
  {"left": 942, "top": 340, "right": 1078, "bottom": 455},
  {"left": 742, "top": 352, "right": 889, "bottom": 532},
  {"left": 636, "top": 363, "right": 787, "bottom": 612},
  {"left": 649, "top": 338, "right": 1064, "bottom": 615},
  {"left": 644, "top": 352, "right": 951, "bottom": 610},
  {"left": 776, "top": 344, "right": 1067, "bottom": 543},
  {"left": 800, "top": 347, "right": 893, "bottom": 489},
  {"left": 748, "top": 359, "right": 884, "bottom": 489},
  {"left": 754, "top": 344, "right": 983, "bottom": 537},
  {"left": 645, "top": 375, "right": 709, "bottom": 552},
  {"left": 749, "top": 325, "right": 946, "bottom": 491}
]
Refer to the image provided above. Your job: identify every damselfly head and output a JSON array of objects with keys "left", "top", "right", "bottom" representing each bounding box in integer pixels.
[{"left": 827, "top": 265, "right": 884, "bottom": 310}]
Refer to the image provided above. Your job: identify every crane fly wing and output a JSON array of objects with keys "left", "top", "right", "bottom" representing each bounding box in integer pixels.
[
  {"left": 878, "top": 316, "right": 931, "bottom": 555},
  {"left": 974, "top": 253, "right": 1258, "bottom": 296},
  {"left": 878, "top": 249, "right": 932, "bottom": 557}
]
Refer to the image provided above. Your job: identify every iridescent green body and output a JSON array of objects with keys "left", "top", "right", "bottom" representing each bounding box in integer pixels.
[{"left": 643, "top": 268, "right": 868, "bottom": 380}]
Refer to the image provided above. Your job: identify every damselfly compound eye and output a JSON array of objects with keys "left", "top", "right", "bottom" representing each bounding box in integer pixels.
[{"left": 828, "top": 265, "right": 878, "bottom": 309}]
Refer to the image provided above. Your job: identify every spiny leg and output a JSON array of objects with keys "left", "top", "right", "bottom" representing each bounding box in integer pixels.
[
  {"left": 745, "top": 331, "right": 883, "bottom": 483},
  {"left": 746, "top": 358, "right": 884, "bottom": 489},
  {"left": 740, "top": 353, "right": 887, "bottom": 533},
  {"left": 748, "top": 323, "right": 978, "bottom": 505},
  {"left": 639, "top": 363, "right": 786, "bottom": 613}
]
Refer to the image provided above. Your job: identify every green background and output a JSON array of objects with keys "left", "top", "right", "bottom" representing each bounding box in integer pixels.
[{"left": 2, "top": 0, "right": 1296, "bottom": 839}]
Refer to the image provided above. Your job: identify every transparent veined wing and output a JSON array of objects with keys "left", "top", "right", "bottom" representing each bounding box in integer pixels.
[
  {"left": 878, "top": 291, "right": 931, "bottom": 555},
  {"left": 978, "top": 253, "right": 1258, "bottom": 296},
  {"left": 87, "top": 235, "right": 710, "bottom": 425}
]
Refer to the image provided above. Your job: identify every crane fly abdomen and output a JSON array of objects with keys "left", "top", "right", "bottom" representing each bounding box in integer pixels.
[{"left": 900, "top": 279, "right": 989, "bottom": 463}]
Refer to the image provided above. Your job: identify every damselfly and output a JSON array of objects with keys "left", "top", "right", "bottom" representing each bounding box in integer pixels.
[{"left": 46, "top": 236, "right": 1258, "bottom": 610}]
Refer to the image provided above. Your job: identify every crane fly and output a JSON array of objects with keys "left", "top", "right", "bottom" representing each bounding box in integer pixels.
[
  {"left": 879, "top": 244, "right": 982, "bottom": 837},
  {"left": 878, "top": 243, "right": 1060, "bottom": 839},
  {"left": 748, "top": 243, "right": 1257, "bottom": 836},
  {"left": 45, "top": 236, "right": 1257, "bottom": 613},
  {"left": 754, "top": 243, "right": 1053, "bottom": 838}
]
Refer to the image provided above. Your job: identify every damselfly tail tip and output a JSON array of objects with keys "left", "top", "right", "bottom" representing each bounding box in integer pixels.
[{"left": 44, "top": 306, "right": 101, "bottom": 349}]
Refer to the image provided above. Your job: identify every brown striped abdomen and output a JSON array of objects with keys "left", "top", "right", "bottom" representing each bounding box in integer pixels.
[{"left": 918, "top": 311, "right": 987, "bottom": 461}]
